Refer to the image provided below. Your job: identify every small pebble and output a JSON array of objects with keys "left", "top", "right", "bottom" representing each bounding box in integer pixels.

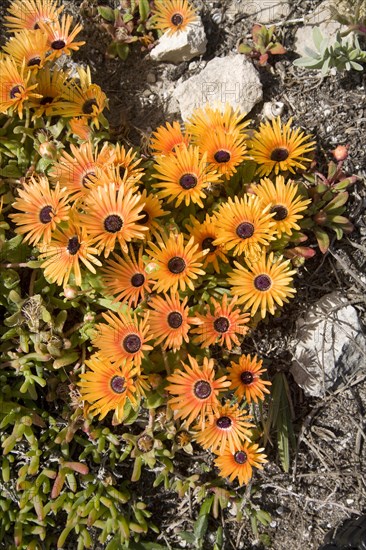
[{"left": 146, "top": 72, "right": 156, "bottom": 84}]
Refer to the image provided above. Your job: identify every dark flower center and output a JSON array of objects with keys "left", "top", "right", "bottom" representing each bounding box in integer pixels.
[
  {"left": 104, "top": 214, "right": 123, "bottom": 233},
  {"left": 214, "top": 150, "right": 231, "bottom": 163},
  {"left": 67, "top": 236, "right": 81, "bottom": 255},
  {"left": 39, "top": 205, "right": 53, "bottom": 224},
  {"left": 171, "top": 13, "right": 184, "bottom": 26},
  {"left": 51, "top": 39, "right": 66, "bottom": 50},
  {"left": 234, "top": 451, "right": 248, "bottom": 464},
  {"left": 216, "top": 416, "right": 232, "bottom": 429},
  {"left": 123, "top": 334, "right": 141, "bottom": 354},
  {"left": 168, "top": 256, "right": 186, "bottom": 274},
  {"left": 28, "top": 56, "right": 41, "bottom": 67},
  {"left": 10, "top": 85, "right": 23, "bottom": 99},
  {"left": 110, "top": 375, "right": 126, "bottom": 394},
  {"left": 270, "top": 205, "right": 289, "bottom": 221},
  {"left": 33, "top": 22, "right": 40, "bottom": 30},
  {"left": 131, "top": 273, "right": 145, "bottom": 287},
  {"left": 167, "top": 311, "right": 183, "bottom": 329},
  {"left": 82, "top": 171, "right": 95, "bottom": 187},
  {"left": 194, "top": 380, "right": 212, "bottom": 399},
  {"left": 236, "top": 222, "right": 254, "bottom": 239},
  {"left": 270, "top": 147, "right": 289, "bottom": 162},
  {"left": 39, "top": 96, "right": 54, "bottom": 105},
  {"left": 137, "top": 434, "right": 154, "bottom": 453},
  {"left": 179, "top": 173, "right": 197, "bottom": 190},
  {"left": 213, "top": 316, "right": 230, "bottom": 333},
  {"left": 202, "top": 237, "right": 217, "bottom": 253},
  {"left": 137, "top": 210, "right": 149, "bottom": 225},
  {"left": 254, "top": 274, "right": 272, "bottom": 291},
  {"left": 82, "top": 98, "right": 99, "bottom": 115},
  {"left": 240, "top": 371, "right": 254, "bottom": 385}
]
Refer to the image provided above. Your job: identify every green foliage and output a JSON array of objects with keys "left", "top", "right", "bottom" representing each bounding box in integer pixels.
[
  {"left": 238, "top": 24, "right": 286, "bottom": 66},
  {"left": 293, "top": 27, "right": 366, "bottom": 74},
  {"left": 328, "top": 0, "right": 366, "bottom": 35}
]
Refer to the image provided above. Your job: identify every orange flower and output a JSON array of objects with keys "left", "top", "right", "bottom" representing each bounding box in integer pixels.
[
  {"left": 227, "top": 354, "right": 271, "bottom": 404},
  {"left": 214, "top": 442, "right": 267, "bottom": 485},
  {"left": 147, "top": 292, "right": 191, "bottom": 351},
  {"left": 150, "top": 121, "right": 190, "bottom": 155},
  {"left": 166, "top": 355, "right": 230, "bottom": 426},
  {"left": 191, "top": 294, "right": 250, "bottom": 350}
]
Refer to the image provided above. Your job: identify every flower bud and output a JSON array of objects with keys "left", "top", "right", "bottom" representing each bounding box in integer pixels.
[
  {"left": 39, "top": 141, "right": 57, "bottom": 160},
  {"left": 332, "top": 145, "right": 349, "bottom": 162},
  {"left": 313, "top": 210, "right": 328, "bottom": 226},
  {"left": 63, "top": 286, "right": 78, "bottom": 300}
]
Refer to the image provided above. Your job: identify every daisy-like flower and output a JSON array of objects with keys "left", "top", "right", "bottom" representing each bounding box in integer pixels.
[
  {"left": 39, "top": 14, "right": 85, "bottom": 60},
  {"left": 191, "top": 294, "right": 250, "bottom": 350},
  {"left": 166, "top": 355, "right": 230, "bottom": 426},
  {"left": 80, "top": 183, "right": 147, "bottom": 257},
  {"left": 214, "top": 442, "right": 267, "bottom": 485},
  {"left": 146, "top": 232, "right": 206, "bottom": 293},
  {"left": 194, "top": 402, "right": 253, "bottom": 454},
  {"left": 5, "top": 0, "right": 63, "bottom": 32},
  {"left": 251, "top": 175, "right": 311, "bottom": 238},
  {"left": 78, "top": 354, "right": 139, "bottom": 423},
  {"left": 28, "top": 67, "right": 68, "bottom": 118},
  {"left": 199, "top": 128, "right": 247, "bottom": 180},
  {"left": 10, "top": 176, "right": 70, "bottom": 245},
  {"left": 56, "top": 67, "right": 107, "bottom": 128},
  {"left": 153, "top": 145, "right": 221, "bottom": 208},
  {"left": 227, "top": 354, "right": 271, "bottom": 404},
  {"left": 228, "top": 251, "right": 297, "bottom": 318},
  {"left": 101, "top": 247, "right": 153, "bottom": 307},
  {"left": 150, "top": 121, "right": 190, "bottom": 155},
  {"left": 213, "top": 195, "right": 276, "bottom": 259},
  {"left": 186, "top": 214, "right": 228, "bottom": 273},
  {"left": 109, "top": 144, "right": 144, "bottom": 186},
  {"left": 39, "top": 214, "right": 102, "bottom": 287},
  {"left": 88, "top": 164, "right": 138, "bottom": 194},
  {"left": 3, "top": 30, "right": 50, "bottom": 70},
  {"left": 49, "top": 142, "right": 114, "bottom": 199},
  {"left": 152, "top": 0, "right": 197, "bottom": 35},
  {"left": 249, "top": 117, "right": 316, "bottom": 176},
  {"left": 92, "top": 310, "right": 152, "bottom": 369},
  {"left": 187, "top": 103, "right": 250, "bottom": 142},
  {"left": 0, "top": 57, "right": 40, "bottom": 118},
  {"left": 135, "top": 190, "right": 169, "bottom": 238},
  {"left": 147, "top": 292, "right": 191, "bottom": 351}
]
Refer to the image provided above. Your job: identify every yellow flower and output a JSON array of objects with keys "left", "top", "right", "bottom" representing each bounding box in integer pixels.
[
  {"left": 150, "top": 120, "right": 190, "bottom": 155},
  {"left": 0, "top": 57, "right": 40, "bottom": 118},
  {"left": 80, "top": 183, "right": 147, "bottom": 257},
  {"left": 10, "top": 176, "right": 70, "bottom": 245},
  {"left": 3, "top": 29, "right": 50, "bottom": 70},
  {"left": 39, "top": 214, "right": 102, "bottom": 287},
  {"left": 187, "top": 103, "right": 250, "bottom": 142},
  {"left": 185, "top": 214, "right": 228, "bottom": 273},
  {"left": 5, "top": 0, "right": 63, "bottom": 32},
  {"left": 153, "top": 145, "right": 220, "bottom": 208},
  {"left": 28, "top": 67, "right": 68, "bottom": 118},
  {"left": 228, "top": 251, "right": 297, "bottom": 318},
  {"left": 152, "top": 0, "right": 197, "bottom": 35},
  {"left": 146, "top": 232, "right": 206, "bottom": 293},
  {"left": 213, "top": 194, "right": 276, "bottom": 259},
  {"left": 199, "top": 128, "right": 247, "bottom": 180},
  {"left": 249, "top": 117, "right": 316, "bottom": 176},
  {"left": 251, "top": 175, "right": 311, "bottom": 238}
]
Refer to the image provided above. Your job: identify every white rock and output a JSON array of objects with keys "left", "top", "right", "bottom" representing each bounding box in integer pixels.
[
  {"left": 149, "top": 19, "right": 207, "bottom": 64},
  {"left": 173, "top": 54, "right": 262, "bottom": 120},
  {"left": 291, "top": 292, "right": 366, "bottom": 397},
  {"left": 226, "top": 0, "right": 291, "bottom": 23},
  {"left": 294, "top": 1, "right": 349, "bottom": 57}
]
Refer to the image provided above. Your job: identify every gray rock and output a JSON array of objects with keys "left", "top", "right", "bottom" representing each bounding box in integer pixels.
[
  {"left": 172, "top": 54, "right": 262, "bottom": 120},
  {"left": 294, "top": 0, "right": 349, "bottom": 57},
  {"left": 226, "top": 0, "right": 291, "bottom": 23},
  {"left": 149, "top": 19, "right": 207, "bottom": 64},
  {"left": 291, "top": 292, "right": 366, "bottom": 397}
]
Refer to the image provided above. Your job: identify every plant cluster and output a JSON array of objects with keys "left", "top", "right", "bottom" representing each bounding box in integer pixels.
[
  {"left": 0, "top": 0, "right": 358, "bottom": 548},
  {"left": 238, "top": 24, "right": 286, "bottom": 66}
]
